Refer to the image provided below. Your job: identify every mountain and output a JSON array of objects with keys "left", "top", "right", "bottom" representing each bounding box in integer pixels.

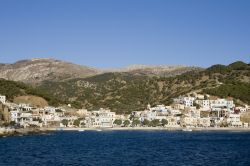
[
  {"left": 104, "top": 65, "right": 201, "bottom": 77},
  {"left": 0, "top": 58, "right": 100, "bottom": 84},
  {"left": 36, "top": 61, "right": 250, "bottom": 114},
  {"left": 0, "top": 58, "right": 200, "bottom": 84},
  {"left": 1, "top": 58, "right": 249, "bottom": 114}
]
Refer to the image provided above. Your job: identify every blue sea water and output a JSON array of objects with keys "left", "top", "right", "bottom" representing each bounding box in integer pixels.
[{"left": 0, "top": 131, "right": 250, "bottom": 166}]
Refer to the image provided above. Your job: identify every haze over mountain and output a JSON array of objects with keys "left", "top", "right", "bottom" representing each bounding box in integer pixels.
[{"left": 0, "top": 58, "right": 201, "bottom": 84}]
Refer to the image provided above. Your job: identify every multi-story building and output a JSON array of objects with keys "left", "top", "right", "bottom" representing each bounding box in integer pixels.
[
  {"left": 86, "top": 108, "right": 116, "bottom": 128},
  {"left": 174, "top": 96, "right": 195, "bottom": 107},
  {"left": 227, "top": 114, "right": 242, "bottom": 127}
]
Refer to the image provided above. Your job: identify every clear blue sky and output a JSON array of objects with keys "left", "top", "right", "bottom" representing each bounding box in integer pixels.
[{"left": 0, "top": 0, "right": 249, "bottom": 68}]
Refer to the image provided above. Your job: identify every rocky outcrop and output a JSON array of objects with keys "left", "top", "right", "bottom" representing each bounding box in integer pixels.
[
  {"left": 116, "top": 65, "right": 201, "bottom": 77},
  {"left": 0, "top": 58, "right": 100, "bottom": 84}
]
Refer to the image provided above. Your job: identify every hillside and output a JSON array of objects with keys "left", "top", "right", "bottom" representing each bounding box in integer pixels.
[
  {"left": 13, "top": 95, "right": 48, "bottom": 108},
  {"left": 37, "top": 61, "right": 250, "bottom": 114},
  {"left": 0, "top": 58, "right": 100, "bottom": 84},
  {"left": 0, "top": 79, "right": 60, "bottom": 106}
]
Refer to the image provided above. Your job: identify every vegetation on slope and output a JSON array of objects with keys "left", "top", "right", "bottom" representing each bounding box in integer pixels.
[
  {"left": 0, "top": 79, "right": 60, "bottom": 106},
  {"left": 36, "top": 61, "right": 250, "bottom": 114},
  {"left": 2, "top": 61, "right": 248, "bottom": 113}
]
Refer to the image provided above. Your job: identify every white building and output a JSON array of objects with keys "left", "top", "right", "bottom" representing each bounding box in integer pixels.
[
  {"left": 140, "top": 110, "right": 157, "bottom": 121},
  {"left": 18, "top": 104, "right": 33, "bottom": 111},
  {"left": 196, "top": 100, "right": 210, "bottom": 108},
  {"left": 10, "top": 110, "right": 20, "bottom": 123},
  {"left": 19, "top": 112, "right": 33, "bottom": 127},
  {"left": 86, "top": 108, "right": 116, "bottom": 128},
  {"left": 174, "top": 96, "right": 195, "bottom": 107},
  {"left": 210, "top": 98, "right": 234, "bottom": 109},
  {"left": 227, "top": 114, "right": 242, "bottom": 127},
  {"left": 0, "top": 95, "right": 6, "bottom": 104}
]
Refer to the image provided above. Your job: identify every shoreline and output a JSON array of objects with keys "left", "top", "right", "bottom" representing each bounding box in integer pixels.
[
  {"left": 1, "top": 127, "right": 250, "bottom": 138},
  {"left": 0, "top": 128, "right": 52, "bottom": 138},
  {"left": 45, "top": 127, "right": 250, "bottom": 132}
]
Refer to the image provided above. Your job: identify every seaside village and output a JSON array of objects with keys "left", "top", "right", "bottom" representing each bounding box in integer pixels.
[{"left": 1, "top": 93, "right": 250, "bottom": 130}]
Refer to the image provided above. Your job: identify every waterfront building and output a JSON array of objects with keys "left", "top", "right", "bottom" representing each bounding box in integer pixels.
[
  {"left": 85, "top": 108, "right": 116, "bottom": 128},
  {"left": 165, "top": 116, "right": 181, "bottom": 127},
  {"left": 197, "top": 118, "right": 210, "bottom": 127},
  {"left": 181, "top": 116, "right": 198, "bottom": 127},
  {"left": 227, "top": 114, "right": 242, "bottom": 127}
]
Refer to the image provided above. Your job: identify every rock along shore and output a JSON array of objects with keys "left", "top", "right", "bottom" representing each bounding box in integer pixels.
[{"left": 0, "top": 128, "right": 51, "bottom": 138}]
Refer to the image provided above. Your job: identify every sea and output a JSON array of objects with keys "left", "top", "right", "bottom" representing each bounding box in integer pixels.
[{"left": 0, "top": 130, "right": 250, "bottom": 166}]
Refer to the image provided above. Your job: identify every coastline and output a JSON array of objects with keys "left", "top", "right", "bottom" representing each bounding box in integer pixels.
[
  {"left": 1, "top": 127, "right": 250, "bottom": 138},
  {"left": 45, "top": 127, "right": 250, "bottom": 132},
  {"left": 0, "top": 128, "right": 52, "bottom": 138}
]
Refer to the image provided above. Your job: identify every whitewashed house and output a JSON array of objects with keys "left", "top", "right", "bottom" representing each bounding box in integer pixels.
[
  {"left": 210, "top": 98, "right": 234, "bottom": 109},
  {"left": 10, "top": 110, "right": 20, "bottom": 123},
  {"left": 0, "top": 95, "right": 6, "bottom": 104},
  {"left": 18, "top": 104, "right": 33, "bottom": 111},
  {"left": 227, "top": 114, "right": 242, "bottom": 127},
  {"left": 86, "top": 108, "right": 116, "bottom": 128},
  {"left": 196, "top": 100, "right": 210, "bottom": 108},
  {"left": 174, "top": 96, "right": 195, "bottom": 107},
  {"left": 140, "top": 110, "right": 157, "bottom": 121}
]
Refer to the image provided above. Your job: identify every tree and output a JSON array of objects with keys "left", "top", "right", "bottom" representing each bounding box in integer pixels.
[
  {"left": 142, "top": 119, "right": 150, "bottom": 126},
  {"left": 81, "top": 122, "right": 86, "bottom": 127},
  {"left": 9, "top": 121, "right": 16, "bottom": 127},
  {"left": 132, "top": 119, "right": 141, "bottom": 127},
  {"left": 73, "top": 119, "right": 80, "bottom": 127},
  {"left": 193, "top": 103, "right": 201, "bottom": 109},
  {"left": 123, "top": 120, "right": 130, "bottom": 127},
  {"left": 61, "top": 119, "right": 69, "bottom": 127},
  {"left": 150, "top": 119, "right": 160, "bottom": 127},
  {"left": 161, "top": 119, "right": 168, "bottom": 127},
  {"left": 114, "top": 119, "right": 122, "bottom": 126}
]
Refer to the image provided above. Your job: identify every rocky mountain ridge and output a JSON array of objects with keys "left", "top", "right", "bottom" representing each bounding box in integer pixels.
[
  {"left": 0, "top": 58, "right": 100, "bottom": 84},
  {"left": 0, "top": 58, "right": 201, "bottom": 84}
]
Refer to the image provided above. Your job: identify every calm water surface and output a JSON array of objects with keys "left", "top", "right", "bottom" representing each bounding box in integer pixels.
[{"left": 0, "top": 131, "right": 250, "bottom": 166}]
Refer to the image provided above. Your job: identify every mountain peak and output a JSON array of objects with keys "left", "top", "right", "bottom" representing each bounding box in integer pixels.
[{"left": 0, "top": 58, "right": 100, "bottom": 84}]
